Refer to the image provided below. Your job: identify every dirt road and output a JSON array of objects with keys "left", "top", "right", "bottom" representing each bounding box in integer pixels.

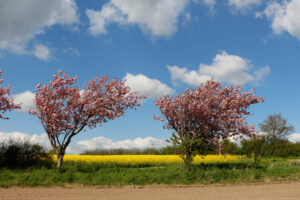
[{"left": 1, "top": 182, "right": 300, "bottom": 200}]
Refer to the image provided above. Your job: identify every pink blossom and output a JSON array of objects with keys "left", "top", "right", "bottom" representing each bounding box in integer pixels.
[
  {"left": 0, "top": 71, "right": 20, "bottom": 119},
  {"left": 30, "top": 70, "right": 145, "bottom": 168},
  {"left": 154, "top": 80, "right": 264, "bottom": 146}
]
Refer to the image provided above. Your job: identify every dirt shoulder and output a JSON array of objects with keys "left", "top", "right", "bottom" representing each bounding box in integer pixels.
[{"left": 1, "top": 182, "right": 300, "bottom": 200}]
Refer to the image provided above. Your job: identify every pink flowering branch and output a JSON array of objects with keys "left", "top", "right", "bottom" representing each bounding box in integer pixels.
[
  {"left": 154, "top": 80, "right": 264, "bottom": 166},
  {"left": 30, "top": 70, "right": 145, "bottom": 168},
  {"left": 0, "top": 71, "right": 20, "bottom": 119}
]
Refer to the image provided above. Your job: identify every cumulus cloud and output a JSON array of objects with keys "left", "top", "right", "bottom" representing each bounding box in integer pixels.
[
  {"left": 13, "top": 91, "right": 35, "bottom": 112},
  {"left": 0, "top": 0, "right": 79, "bottom": 58},
  {"left": 33, "top": 44, "right": 50, "bottom": 60},
  {"left": 288, "top": 133, "right": 300, "bottom": 143},
  {"left": 229, "top": 0, "right": 261, "bottom": 11},
  {"left": 202, "top": 0, "right": 216, "bottom": 10},
  {"left": 68, "top": 136, "right": 170, "bottom": 155},
  {"left": 0, "top": 132, "right": 51, "bottom": 149},
  {"left": 123, "top": 73, "right": 174, "bottom": 98},
  {"left": 86, "top": 0, "right": 189, "bottom": 37},
  {"left": 0, "top": 131, "right": 170, "bottom": 155},
  {"left": 256, "top": 0, "right": 300, "bottom": 40},
  {"left": 168, "top": 50, "right": 270, "bottom": 86}
]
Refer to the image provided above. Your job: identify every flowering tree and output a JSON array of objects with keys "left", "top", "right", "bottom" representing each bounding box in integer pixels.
[
  {"left": 0, "top": 71, "right": 20, "bottom": 119},
  {"left": 30, "top": 71, "right": 144, "bottom": 168},
  {"left": 154, "top": 80, "right": 264, "bottom": 167}
]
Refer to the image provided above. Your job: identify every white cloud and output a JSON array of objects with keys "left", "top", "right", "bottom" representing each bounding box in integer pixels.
[
  {"left": 69, "top": 136, "right": 170, "bottom": 155},
  {"left": 229, "top": 0, "right": 261, "bottom": 11},
  {"left": 0, "top": 0, "right": 79, "bottom": 58},
  {"left": 288, "top": 133, "right": 300, "bottom": 143},
  {"left": 13, "top": 91, "right": 35, "bottom": 112},
  {"left": 256, "top": 0, "right": 300, "bottom": 40},
  {"left": 0, "top": 131, "right": 170, "bottom": 155},
  {"left": 183, "top": 12, "right": 192, "bottom": 25},
  {"left": 0, "top": 132, "right": 51, "bottom": 149},
  {"left": 33, "top": 44, "right": 50, "bottom": 60},
  {"left": 62, "top": 47, "right": 80, "bottom": 56},
  {"left": 202, "top": 0, "right": 216, "bottom": 10},
  {"left": 123, "top": 73, "right": 175, "bottom": 98},
  {"left": 168, "top": 65, "right": 211, "bottom": 86},
  {"left": 86, "top": 0, "right": 189, "bottom": 37},
  {"left": 168, "top": 50, "right": 270, "bottom": 86}
]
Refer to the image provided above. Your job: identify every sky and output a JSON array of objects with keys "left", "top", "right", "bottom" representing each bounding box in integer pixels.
[{"left": 0, "top": 0, "right": 299, "bottom": 154}]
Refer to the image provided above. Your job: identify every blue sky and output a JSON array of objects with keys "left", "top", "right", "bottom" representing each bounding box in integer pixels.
[{"left": 0, "top": 0, "right": 299, "bottom": 154}]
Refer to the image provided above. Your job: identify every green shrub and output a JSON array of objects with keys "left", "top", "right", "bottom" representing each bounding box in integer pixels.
[
  {"left": 241, "top": 137, "right": 300, "bottom": 158},
  {"left": 0, "top": 139, "right": 52, "bottom": 168}
]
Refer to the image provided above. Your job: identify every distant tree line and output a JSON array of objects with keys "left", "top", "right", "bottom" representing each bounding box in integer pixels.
[
  {"left": 81, "top": 146, "right": 182, "bottom": 155},
  {"left": 83, "top": 113, "right": 299, "bottom": 158},
  {"left": 81, "top": 138, "right": 300, "bottom": 158}
]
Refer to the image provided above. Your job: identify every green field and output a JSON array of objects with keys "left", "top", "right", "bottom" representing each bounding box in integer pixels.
[{"left": 1, "top": 158, "right": 300, "bottom": 187}]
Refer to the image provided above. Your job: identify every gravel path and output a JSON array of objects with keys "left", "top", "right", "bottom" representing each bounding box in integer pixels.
[{"left": 1, "top": 182, "right": 300, "bottom": 200}]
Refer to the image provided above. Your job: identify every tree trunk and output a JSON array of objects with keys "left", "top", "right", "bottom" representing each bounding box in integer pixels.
[
  {"left": 186, "top": 152, "right": 191, "bottom": 161},
  {"left": 56, "top": 151, "right": 65, "bottom": 169},
  {"left": 184, "top": 151, "right": 192, "bottom": 170}
]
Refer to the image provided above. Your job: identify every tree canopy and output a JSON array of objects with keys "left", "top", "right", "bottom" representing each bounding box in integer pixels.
[{"left": 30, "top": 70, "right": 144, "bottom": 168}]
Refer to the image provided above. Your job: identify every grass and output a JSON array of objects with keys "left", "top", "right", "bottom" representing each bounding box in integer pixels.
[{"left": 1, "top": 158, "right": 300, "bottom": 187}]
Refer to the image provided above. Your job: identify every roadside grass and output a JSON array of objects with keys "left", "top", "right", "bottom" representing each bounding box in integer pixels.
[{"left": 1, "top": 158, "right": 300, "bottom": 187}]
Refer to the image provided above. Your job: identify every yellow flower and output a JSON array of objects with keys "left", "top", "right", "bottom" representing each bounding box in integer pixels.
[{"left": 53, "top": 155, "right": 244, "bottom": 164}]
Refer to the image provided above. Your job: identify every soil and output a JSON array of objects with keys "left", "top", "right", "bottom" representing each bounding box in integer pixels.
[{"left": 1, "top": 182, "right": 300, "bottom": 200}]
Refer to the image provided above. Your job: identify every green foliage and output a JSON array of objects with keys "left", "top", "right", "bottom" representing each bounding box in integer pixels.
[
  {"left": 81, "top": 145, "right": 182, "bottom": 155},
  {"left": 81, "top": 136, "right": 300, "bottom": 159},
  {"left": 160, "top": 145, "right": 181, "bottom": 155},
  {"left": 0, "top": 139, "right": 52, "bottom": 168},
  {"left": 168, "top": 133, "right": 215, "bottom": 168},
  {"left": 220, "top": 139, "right": 240, "bottom": 155},
  {"left": 1, "top": 158, "right": 300, "bottom": 187},
  {"left": 82, "top": 148, "right": 162, "bottom": 155},
  {"left": 258, "top": 113, "right": 295, "bottom": 158},
  {"left": 241, "top": 137, "right": 300, "bottom": 158},
  {"left": 48, "top": 148, "right": 57, "bottom": 155},
  {"left": 259, "top": 113, "right": 294, "bottom": 140}
]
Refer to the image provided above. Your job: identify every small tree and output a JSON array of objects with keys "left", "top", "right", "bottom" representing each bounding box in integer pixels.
[
  {"left": 154, "top": 80, "right": 263, "bottom": 167},
  {"left": 259, "top": 113, "right": 294, "bottom": 156},
  {"left": 220, "top": 139, "right": 240, "bottom": 155},
  {"left": 30, "top": 71, "right": 144, "bottom": 169},
  {"left": 259, "top": 113, "right": 294, "bottom": 140},
  {"left": 241, "top": 136, "right": 265, "bottom": 166},
  {"left": 0, "top": 71, "right": 20, "bottom": 119}
]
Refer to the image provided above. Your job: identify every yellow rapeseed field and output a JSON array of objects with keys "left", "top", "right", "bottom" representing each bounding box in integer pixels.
[{"left": 53, "top": 155, "right": 243, "bottom": 165}]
